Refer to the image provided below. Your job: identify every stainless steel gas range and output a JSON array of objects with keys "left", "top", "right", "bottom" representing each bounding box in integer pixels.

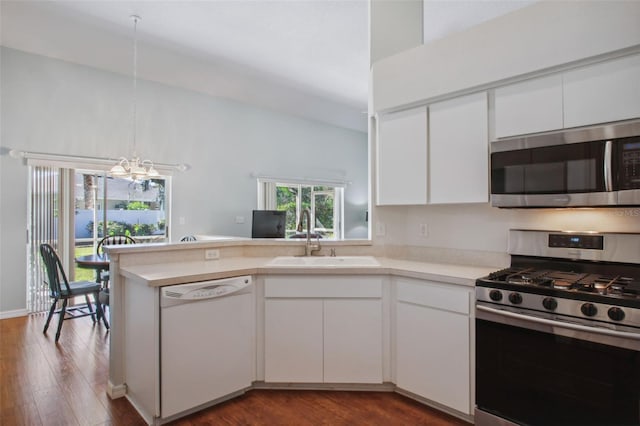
[{"left": 475, "top": 230, "right": 640, "bottom": 426}]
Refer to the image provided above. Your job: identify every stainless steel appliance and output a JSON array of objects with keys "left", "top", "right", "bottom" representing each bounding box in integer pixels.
[
  {"left": 490, "top": 120, "right": 640, "bottom": 208},
  {"left": 475, "top": 230, "right": 640, "bottom": 426}
]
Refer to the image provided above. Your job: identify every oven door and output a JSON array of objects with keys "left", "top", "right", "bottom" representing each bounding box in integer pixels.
[
  {"left": 476, "top": 304, "right": 640, "bottom": 426},
  {"left": 490, "top": 139, "right": 615, "bottom": 208}
]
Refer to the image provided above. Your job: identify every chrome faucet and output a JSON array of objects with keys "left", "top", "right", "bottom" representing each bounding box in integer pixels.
[{"left": 297, "top": 209, "right": 320, "bottom": 256}]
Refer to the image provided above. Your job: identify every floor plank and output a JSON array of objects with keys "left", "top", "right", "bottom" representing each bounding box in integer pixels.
[{"left": 0, "top": 315, "right": 470, "bottom": 426}]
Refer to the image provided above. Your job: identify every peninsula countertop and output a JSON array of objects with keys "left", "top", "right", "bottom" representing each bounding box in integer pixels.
[{"left": 119, "top": 256, "right": 496, "bottom": 287}]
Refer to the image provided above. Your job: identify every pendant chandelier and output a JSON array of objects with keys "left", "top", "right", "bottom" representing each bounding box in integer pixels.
[{"left": 110, "top": 15, "right": 158, "bottom": 180}]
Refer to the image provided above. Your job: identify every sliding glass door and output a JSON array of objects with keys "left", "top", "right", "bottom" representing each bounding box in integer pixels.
[{"left": 27, "top": 165, "right": 170, "bottom": 313}]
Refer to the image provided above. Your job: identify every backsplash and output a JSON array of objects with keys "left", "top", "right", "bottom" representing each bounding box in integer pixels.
[{"left": 375, "top": 204, "right": 640, "bottom": 254}]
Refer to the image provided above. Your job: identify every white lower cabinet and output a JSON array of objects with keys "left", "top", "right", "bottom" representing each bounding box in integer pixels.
[
  {"left": 324, "top": 299, "right": 383, "bottom": 383},
  {"left": 395, "top": 278, "right": 472, "bottom": 415},
  {"left": 264, "top": 299, "right": 324, "bottom": 382},
  {"left": 264, "top": 276, "right": 383, "bottom": 384}
]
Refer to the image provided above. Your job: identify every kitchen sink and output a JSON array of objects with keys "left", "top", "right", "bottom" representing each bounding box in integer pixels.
[{"left": 267, "top": 256, "right": 380, "bottom": 267}]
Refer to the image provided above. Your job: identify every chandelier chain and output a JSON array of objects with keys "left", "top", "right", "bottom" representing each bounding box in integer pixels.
[
  {"left": 132, "top": 14, "right": 140, "bottom": 157},
  {"left": 109, "top": 14, "right": 161, "bottom": 180}
]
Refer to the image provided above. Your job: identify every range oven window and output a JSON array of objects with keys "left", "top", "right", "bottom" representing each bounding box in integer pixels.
[
  {"left": 491, "top": 141, "right": 605, "bottom": 195},
  {"left": 476, "top": 318, "right": 640, "bottom": 425}
]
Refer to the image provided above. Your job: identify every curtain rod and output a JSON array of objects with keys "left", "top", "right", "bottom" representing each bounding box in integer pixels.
[
  {"left": 9, "top": 149, "right": 190, "bottom": 172},
  {"left": 251, "top": 173, "right": 351, "bottom": 187}
]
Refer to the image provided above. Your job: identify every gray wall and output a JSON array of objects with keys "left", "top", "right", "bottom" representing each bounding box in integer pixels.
[
  {"left": 0, "top": 47, "right": 368, "bottom": 314},
  {"left": 369, "top": 0, "right": 423, "bottom": 65}
]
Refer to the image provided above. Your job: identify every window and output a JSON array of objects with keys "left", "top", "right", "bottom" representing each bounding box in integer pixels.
[
  {"left": 73, "top": 171, "right": 168, "bottom": 281},
  {"left": 259, "top": 180, "right": 343, "bottom": 239},
  {"left": 74, "top": 171, "right": 168, "bottom": 243}
]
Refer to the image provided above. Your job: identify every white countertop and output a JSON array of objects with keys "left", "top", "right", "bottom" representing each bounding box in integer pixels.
[{"left": 119, "top": 256, "right": 496, "bottom": 287}]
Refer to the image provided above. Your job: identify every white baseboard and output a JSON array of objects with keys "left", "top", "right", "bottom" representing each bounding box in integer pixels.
[{"left": 0, "top": 309, "right": 28, "bottom": 319}]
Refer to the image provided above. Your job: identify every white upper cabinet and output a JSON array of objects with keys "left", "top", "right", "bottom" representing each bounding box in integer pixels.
[
  {"left": 429, "top": 92, "right": 489, "bottom": 204},
  {"left": 563, "top": 54, "right": 640, "bottom": 129},
  {"left": 494, "top": 74, "right": 564, "bottom": 138},
  {"left": 376, "top": 106, "right": 428, "bottom": 205},
  {"left": 493, "top": 54, "right": 640, "bottom": 138}
]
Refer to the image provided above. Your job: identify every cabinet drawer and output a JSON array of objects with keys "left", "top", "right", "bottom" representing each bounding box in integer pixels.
[
  {"left": 265, "top": 276, "right": 383, "bottom": 298},
  {"left": 396, "top": 278, "right": 470, "bottom": 315}
]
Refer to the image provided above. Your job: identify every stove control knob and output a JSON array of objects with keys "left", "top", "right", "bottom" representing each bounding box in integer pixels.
[
  {"left": 508, "top": 292, "right": 523, "bottom": 305},
  {"left": 608, "top": 307, "right": 625, "bottom": 321},
  {"left": 489, "top": 290, "right": 503, "bottom": 301},
  {"left": 542, "top": 297, "right": 558, "bottom": 311},
  {"left": 581, "top": 303, "right": 598, "bottom": 317}
]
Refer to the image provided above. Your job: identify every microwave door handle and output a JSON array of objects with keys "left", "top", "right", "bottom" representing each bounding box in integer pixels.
[{"left": 604, "top": 140, "right": 613, "bottom": 192}]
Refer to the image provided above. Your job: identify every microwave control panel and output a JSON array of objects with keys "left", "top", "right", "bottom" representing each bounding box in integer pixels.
[{"left": 620, "top": 138, "right": 640, "bottom": 189}]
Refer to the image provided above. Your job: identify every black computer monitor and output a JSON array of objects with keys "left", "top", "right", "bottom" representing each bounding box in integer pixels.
[{"left": 251, "top": 210, "right": 286, "bottom": 238}]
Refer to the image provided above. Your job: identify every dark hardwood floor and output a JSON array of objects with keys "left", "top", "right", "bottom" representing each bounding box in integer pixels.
[{"left": 0, "top": 315, "right": 470, "bottom": 426}]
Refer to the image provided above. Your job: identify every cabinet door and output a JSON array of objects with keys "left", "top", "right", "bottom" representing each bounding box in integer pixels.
[
  {"left": 396, "top": 301, "right": 470, "bottom": 414},
  {"left": 429, "top": 92, "right": 488, "bottom": 204},
  {"left": 376, "top": 106, "right": 428, "bottom": 205},
  {"left": 323, "top": 299, "right": 383, "bottom": 383},
  {"left": 564, "top": 54, "right": 640, "bottom": 128},
  {"left": 264, "top": 299, "right": 323, "bottom": 382},
  {"left": 494, "top": 74, "right": 563, "bottom": 138}
]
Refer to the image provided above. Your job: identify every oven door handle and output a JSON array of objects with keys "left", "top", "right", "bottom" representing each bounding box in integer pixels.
[{"left": 476, "top": 305, "right": 640, "bottom": 341}]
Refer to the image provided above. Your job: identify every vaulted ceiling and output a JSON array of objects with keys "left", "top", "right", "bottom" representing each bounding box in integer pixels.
[{"left": 1, "top": 1, "right": 534, "bottom": 132}]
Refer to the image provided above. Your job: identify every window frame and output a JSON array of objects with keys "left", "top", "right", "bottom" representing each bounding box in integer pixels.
[{"left": 257, "top": 179, "right": 344, "bottom": 240}]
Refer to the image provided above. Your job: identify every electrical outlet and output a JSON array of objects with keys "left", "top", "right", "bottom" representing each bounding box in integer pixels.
[
  {"left": 376, "top": 222, "right": 386, "bottom": 237},
  {"left": 235, "top": 216, "right": 245, "bottom": 224},
  {"left": 205, "top": 249, "right": 220, "bottom": 260},
  {"left": 419, "top": 223, "right": 428, "bottom": 238},
  {"left": 179, "top": 216, "right": 186, "bottom": 225}
]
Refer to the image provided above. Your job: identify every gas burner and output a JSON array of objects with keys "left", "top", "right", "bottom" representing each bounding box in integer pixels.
[
  {"left": 623, "top": 281, "right": 640, "bottom": 295},
  {"left": 552, "top": 280, "right": 572, "bottom": 289},
  {"left": 574, "top": 283, "right": 605, "bottom": 294},
  {"left": 507, "top": 275, "right": 534, "bottom": 285},
  {"left": 504, "top": 270, "right": 555, "bottom": 287}
]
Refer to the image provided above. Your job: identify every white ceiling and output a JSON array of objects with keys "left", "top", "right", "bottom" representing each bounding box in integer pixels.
[
  {"left": 42, "top": 0, "right": 370, "bottom": 109},
  {"left": 1, "top": 0, "right": 535, "bottom": 131}
]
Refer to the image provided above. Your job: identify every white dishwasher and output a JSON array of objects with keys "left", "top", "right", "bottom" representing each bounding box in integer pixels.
[{"left": 160, "top": 275, "right": 254, "bottom": 421}]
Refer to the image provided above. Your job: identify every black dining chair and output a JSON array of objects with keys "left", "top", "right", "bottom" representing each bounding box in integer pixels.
[
  {"left": 40, "top": 243, "right": 109, "bottom": 342},
  {"left": 96, "top": 235, "right": 137, "bottom": 314},
  {"left": 97, "top": 234, "right": 137, "bottom": 257}
]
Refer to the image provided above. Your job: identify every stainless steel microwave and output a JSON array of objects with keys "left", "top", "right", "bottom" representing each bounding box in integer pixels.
[{"left": 490, "top": 121, "right": 640, "bottom": 208}]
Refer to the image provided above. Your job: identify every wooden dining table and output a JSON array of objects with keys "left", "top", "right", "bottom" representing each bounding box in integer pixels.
[{"left": 75, "top": 254, "right": 110, "bottom": 284}]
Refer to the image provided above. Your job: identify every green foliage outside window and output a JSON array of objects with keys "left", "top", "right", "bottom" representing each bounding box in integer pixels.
[
  {"left": 126, "top": 201, "right": 150, "bottom": 210},
  {"left": 86, "top": 220, "right": 158, "bottom": 237},
  {"left": 275, "top": 184, "right": 335, "bottom": 238}
]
